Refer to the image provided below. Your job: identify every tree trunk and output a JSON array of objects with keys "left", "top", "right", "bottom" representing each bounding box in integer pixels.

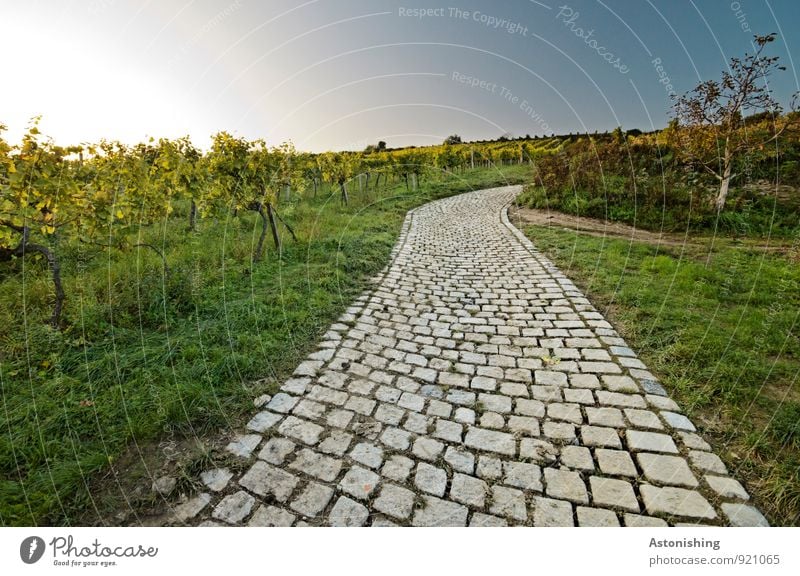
[
  {"left": 266, "top": 202, "right": 282, "bottom": 251},
  {"left": 248, "top": 201, "right": 271, "bottom": 260},
  {"left": 272, "top": 205, "right": 297, "bottom": 243},
  {"left": 2, "top": 226, "right": 65, "bottom": 328},
  {"left": 715, "top": 144, "right": 734, "bottom": 212},
  {"left": 313, "top": 177, "right": 318, "bottom": 197},
  {"left": 339, "top": 181, "right": 349, "bottom": 205}
]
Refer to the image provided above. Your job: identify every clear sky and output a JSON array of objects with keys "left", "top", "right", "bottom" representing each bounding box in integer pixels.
[{"left": 2, "top": 0, "right": 798, "bottom": 152}]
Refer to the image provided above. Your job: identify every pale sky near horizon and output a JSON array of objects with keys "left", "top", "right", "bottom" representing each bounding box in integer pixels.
[{"left": 1, "top": 0, "right": 798, "bottom": 152}]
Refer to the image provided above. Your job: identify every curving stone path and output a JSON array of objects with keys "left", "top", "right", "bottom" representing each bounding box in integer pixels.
[{"left": 172, "top": 186, "right": 767, "bottom": 527}]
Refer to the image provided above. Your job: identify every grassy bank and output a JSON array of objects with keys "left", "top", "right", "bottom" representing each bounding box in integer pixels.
[
  {"left": 515, "top": 218, "right": 800, "bottom": 526},
  {"left": 0, "top": 166, "right": 531, "bottom": 526}
]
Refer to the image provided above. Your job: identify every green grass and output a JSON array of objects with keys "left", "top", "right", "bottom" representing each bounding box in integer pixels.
[
  {"left": 0, "top": 165, "right": 532, "bottom": 526},
  {"left": 519, "top": 221, "right": 800, "bottom": 526}
]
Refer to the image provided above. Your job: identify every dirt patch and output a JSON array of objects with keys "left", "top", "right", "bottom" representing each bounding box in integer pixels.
[
  {"left": 509, "top": 205, "right": 799, "bottom": 256},
  {"left": 509, "top": 205, "right": 694, "bottom": 248}
]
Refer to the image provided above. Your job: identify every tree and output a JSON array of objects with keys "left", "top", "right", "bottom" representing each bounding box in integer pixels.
[
  {"left": 443, "top": 134, "right": 462, "bottom": 145},
  {"left": 0, "top": 120, "right": 77, "bottom": 327},
  {"left": 670, "top": 33, "right": 798, "bottom": 211}
]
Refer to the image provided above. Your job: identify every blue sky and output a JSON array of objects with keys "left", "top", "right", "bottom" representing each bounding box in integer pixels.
[{"left": 2, "top": 0, "right": 798, "bottom": 151}]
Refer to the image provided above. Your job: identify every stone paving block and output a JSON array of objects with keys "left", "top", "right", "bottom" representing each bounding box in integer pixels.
[
  {"left": 547, "top": 403, "right": 583, "bottom": 424},
  {"left": 454, "top": 406, "right": 476, "bottom": 424},
  {"left": 450, "top": 473, "right": 488, "bottom": 507},
  {"left": 577, "top": 507, "right": 620, "bottom": 527},
  {"left": 560, "top": 446, "right": 594, "bottom": 472},
  {"left": 415, "top": 462, "right": 448, "bottom": 496},
  {"left": 508, "top": 415, "right": 540, "bottom": 436},
  {"left": 490, "top": 485, "right": 528, "bottom": 522},
  {"left": 374, "top": 403, "right": 404, "bottom": 426},
  {"left": 381, "top": 455, "right": 415, "bottom": 483},
  {"left": 677, "top": 431, "right": 711, "bottom": 451},
  {"left": 246, "top": 412, "right": 282, "bottom": 433},
  {"left": 596, "top": 449, "right": 638, "bottom": 477},
  {"left": 515, "top": 398, "right": 546, "bottom": 418},
  {"left": 171, "top": 493, "right": 211, "bottom": 523},
  {"left": 533, "top": 496, "right": 574, "bottom": 527},
  {"left": 586, "top": 407, "right": 625, "bottom": 428},
  {"left": 721, "top": 503, "right": 769, "bottom": 527},
  {"left": 542, "top": 421, "right": 577, "bottom": 442},
  {"left": 704, "top": 475, "right": 749, "bottom": 500},
  {"left": 340, "top": 466, "right": 380, "bottom": 500},
  {"left": 570, "top": 374, "right": 600, "bottom": 389},
  {"left": 344, "top": 395, "right": 376, "bottom": 416},
  {"left": 278, "top": 416, "right": 325, "bottom": 445},
  {"left": 291, "top": 482, "right": 334, "bottom": 517},
  {"left": 623, "top": 514, "right": 668, "bottom": 527},
  {"left": 267, "top": 393, "right": 300, "bottom": 414},
  {"left": 326, "top": 409, "right": 355, "bottom": 429},
  {"left": 434, "top": 419, "right": 464, "bottom": 443},
  {"left": 624, "top": 409, "right": 664, "bottom": 430},
  {"left": 589, "top": 477, "right": 640, "bottom": 513},
  {"left": 447, "top": 389, "right": 476, "bottom": 406},
  {"left": 465, "top": 427, "right": 516, "bottom": 456},
  {"left": 293, "top": 399, "right": 327, "bottom": 421},
  {"left": 477, "top": 455, "right": 504, "bottom": 481},
  {"left": 350, "top": 442, "right": 384, "bottom": 469},
  {"left": 403, "top": 412, "right": 431, "bottom": 434},
  {"left": 689, "top": 450, "right": 728, "bottom": 474},
  {"left": 544, "top": 468, "right": 588, "bottom": 504},
  {"left": 412, "top": 437, "right": 445, "bottom": 461},
  {"left": 480, "top": 412, "right": 505, "bottom": 429},
  {"left": 248, "top": 505, "right": 295, "bottom": 527},
  {"left": 329, "top": 496, "right": 370, "bottom": 527},
  {"left": 637, "top": 453, "right": 698, "bottom": 488},
  {"left": 212, "top": 490, "right": 255, "bottom": 524},
  {"left": 289, "top": 448, "right": 343, "bottom": 482},
  {"left": 640, "top": 485, "right": 717, "bottom": 520},
  {"left": 580, "top": 426, "right": 621, "bottom": 448},
  {"left": 226, "top": 434, "right": 262, "bottom": 458},
  {"left": 308, "top": 385, "right": 348, "bottom": 406},
  {"left": 444, "top": 446, "right": 475, "bottom": 474},
  {"left": 201, "top": 468, "right": 233, "bottom": 492},
  {"left": 427, "top": 399, "right": 452, "bottom": 418},
  {"left": 645, "top": 394, "right": 681, "bottom": 412},
  {"left": 412, "top": 496, "right": 469, "bottom": 527},
  {"left": 374, "top": 484, "right": 416, "bottom": 520},
  {"left": 601, "top": 375, "right": 639, "bottom": 393},
  {"left": 504, "top": 461, "right": 543, "bottom": 492},
  {"left": 470, "top": 513, "right": 508, "bottom": 527},
  {"left": 240, "top": 461, "right": 299, "bottom": 502},
  {"left": 563, "top": 388, "right": 594, "bottom": 405},
  {"left": 375, "top": 386, "right": 402, "bottom": 403},
  {"left": 478, "top": 393, "right": 513, "bottom": 414},
  {"left": 380, "top": 427, "right": 412, "bottom": 451},
  {"left": 626, "top": 430, "right": 678, "bottom": 453},
  {"left": 317, "top": 430, "right": 353, "bottom": 457},
  {"left": 519, "top": 438, "right": 559, "bottom": 464},
  {"left": 596, "top": 391, "right": 646, "bottom": 409}
]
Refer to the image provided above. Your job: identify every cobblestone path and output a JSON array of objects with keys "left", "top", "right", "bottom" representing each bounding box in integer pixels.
[{"left": 172, "top": 186, "right": 767, "bottom": 527}]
